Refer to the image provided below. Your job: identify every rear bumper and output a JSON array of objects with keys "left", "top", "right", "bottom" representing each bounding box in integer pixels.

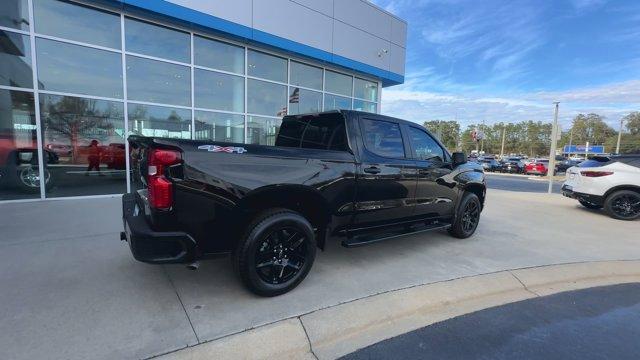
[
  {"left": 561, "top": 185, "right": 604, "bottom": 205},
  {"left": 121, "top": 193, "right": 197, "bottom": 264}
]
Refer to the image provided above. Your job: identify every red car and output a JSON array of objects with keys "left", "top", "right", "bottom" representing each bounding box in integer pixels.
[{"left": 524, "top": 159, "right": 556, "bottom": 176}]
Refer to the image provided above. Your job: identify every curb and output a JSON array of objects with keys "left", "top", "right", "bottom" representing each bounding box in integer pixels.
[{"left": 154, "top": 260, "right": 640, "bottom": 360}]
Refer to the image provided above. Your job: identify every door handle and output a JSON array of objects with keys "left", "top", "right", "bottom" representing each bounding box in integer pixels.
[{"left": 363, "top": 166, "right": 381, "bottom": 174}]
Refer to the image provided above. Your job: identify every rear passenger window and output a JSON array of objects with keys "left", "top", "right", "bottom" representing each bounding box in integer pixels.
[
  {"left": 275, "top": 114, "right": 349, "bottom": 151},
  {"left": 408, "top": 127, "right": 445, "bottom": 162},
  {"left": 361, "top": 119, "right": 405, "bottom": 158},
  {"left": 302, "top": 116, "right": 349, "bottom": 151}
]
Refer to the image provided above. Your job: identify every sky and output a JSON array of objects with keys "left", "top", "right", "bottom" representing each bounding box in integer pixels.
[{"left": 372, "top": 0, "right": 640, "bottom": 129}]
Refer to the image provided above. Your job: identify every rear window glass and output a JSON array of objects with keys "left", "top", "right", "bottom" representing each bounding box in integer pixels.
[
  {"left": 579, "top": 158, "right": 609, "bottom": 168},
  {"left": 275, "top": 113, "right": 349, "bottom": 151}
]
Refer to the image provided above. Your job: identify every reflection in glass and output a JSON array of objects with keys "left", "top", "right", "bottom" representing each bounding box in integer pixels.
[
  {"left": 39, "top": 94, "right": 126, "bottom": 197},
  {"left": 288, "top": 87, "right": 322, "bottom": 115},
  {"left": 125, "top": 17, "right": 190, "bottom": 63},
  {"left": 36, "top": 38, "right": 123, "bottom": 98},
  {"left": 247, "top": 50, "right": 287, "bottom": 83},
  {"left": 194, "top": 69, "right": 244, "bottom": 112},
  {"left": 194, "top": 36, "right": 244, "bottom": 74},
  {"left": 0, "top": 31, "right": 32, "bottom": 88},
  {"left": 247, "top": 79, "right": 287, "bottom": 117},
  {"left": 325, "top": 70, "right": 352, "bottom": 97},
  {"left": 354, "top": 78, "right": 378, "bottom": 102},
  {"left": 0, "top": 0, "right": 29, "bottom": 31},
  {"left": 128, "top": 103, "right": 192, "bottom": 139},
  {"left": 324, "top": 94, "right": 351, "bottom": 111},
  {"left": 195, "top": 111, "right": 244, "bottom": 143},
  {"left": 0, "top": 89, "right": 41, "bottom": 200},
  {"left": 290, "top": 61, "right": 322, "bottom": 90},
  {"left": 247, "top": 116, "right": 281, "bottom": 146},
  {"left": 353, "top": 99, "right": 376, "bottom": 113},
  {"left": 34, "top": 0, "right": 121, "bottom": 49},
  {"left": 126, "top": 56, "right": 190, "bottom": 106}
]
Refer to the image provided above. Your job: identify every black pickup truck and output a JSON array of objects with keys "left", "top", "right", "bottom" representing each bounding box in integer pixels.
[{"left": 122, "top": 110, "right": 486, "bottom": 296}]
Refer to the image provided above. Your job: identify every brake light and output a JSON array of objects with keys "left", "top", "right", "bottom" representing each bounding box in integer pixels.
[
  {"left": 147, "top": 149, "right": 181, "bottom": 209},
  {"left": 581, "top": 171, "right": 613, "bottom": 177}
]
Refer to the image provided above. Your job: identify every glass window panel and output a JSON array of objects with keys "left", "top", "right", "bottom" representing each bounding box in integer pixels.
[
  {"left": 126, "top": 56, "right": 190, "bottom": 107},
  {"left": 194, "top": 36, "right": 244, "bottom": 74},
  {"left": 247, "top": 50, "right": 287, "bottom": 83},
  {"left": 39, "top": 94, "right": 126, "bottom": 197},
  {"left": 290, "top": 61, "right": 322, "bottom": 90},
  {"left": 324, "top": 94, "right": 351, "bottom": 111},
  {"left": 247, "top": 79, "right": 287, "bottom": 117},
  {"left": 194, "top": 111, "right": 244, "bottom": 143},
  {"left": 125, "top": 17, "right": 189, "bottom": 63},
  {"left": 194, "top": 69, "right": 244, "bottom": 112},
  {"left": 0, "top": 89, "right": 40, "bottom": 200},
  {"left": 325, "top": 70, "right": 352, "bottom": 96},
  {"left": 353, "top": 99, "right": 377, "bottom": 113},
  {"left": 0, "top": 0, "right": 29, "bottom": 31},
  {"left": 128, "top": 103, "right": 191, "bottom": 139},
  {"left": 301, "top": 114, "right": 348, "bottom": 151},
  {"left": 361, "top": 118, "right": 405, "bottom": 158},
  {"left": 288, "top": 87, "right": 322, "bottom": 115},
  {"left": 34, "top": 0, "right": 121, "bottom": 49},
  {"left": 0, "top": 31, "right": 32, "bottom": 88},
  {"left": 36, "top": 38, "right": 123, "bottom": 98},
  {"left": 408, "top": 127, "right": 445, "bottom": 162},
  {"left": 247, "top": 116, "right": 281, "bottom": 146},
  {"left": 354, "top": 78, "right": 378, "bottom": 102}
]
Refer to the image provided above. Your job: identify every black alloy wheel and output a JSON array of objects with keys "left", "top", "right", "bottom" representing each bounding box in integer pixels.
[
  {"left": 605, "top": 190, "right": 640, "bottom": 221},
  {"left": 449, "top": 192, "right": 481, "bottom": 239},
  {"left": 234, "top": 209, "right": 316, "bottom": 296},
  {"left": 255, "top": 227, "right": 308, "bottom": 284}
]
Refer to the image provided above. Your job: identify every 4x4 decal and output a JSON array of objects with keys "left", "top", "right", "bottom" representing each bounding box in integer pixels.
[{"left": 198, "top": 145, "right": 247, "bottom": 154}]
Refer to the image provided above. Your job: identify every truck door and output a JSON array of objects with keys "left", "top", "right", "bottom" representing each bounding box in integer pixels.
[
  {"left": 352, "top": 116, "right": 417, "bottom": 228},
  {"left": 405, "top": 125, "right": 457, "bottom": 219}
]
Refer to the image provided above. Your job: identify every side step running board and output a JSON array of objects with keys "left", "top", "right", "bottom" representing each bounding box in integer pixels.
[{"left": 342, "top": 222, "right": 451, "bottom": 248}]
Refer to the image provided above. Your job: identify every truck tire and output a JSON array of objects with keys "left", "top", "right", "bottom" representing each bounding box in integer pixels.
[
  {"left": 449, "top": 192, "right": 481, "bottom": 239},
  {"left": 234, "top": 208, "right": 316, "bottom": 296},
  {"left": 604, "top": 190, "right": 640, "bottom": 221}
]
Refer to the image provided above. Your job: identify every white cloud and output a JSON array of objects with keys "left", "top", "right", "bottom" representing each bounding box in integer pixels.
[{"left": 381, "top": 80, "right": 640, "bottom": 128}]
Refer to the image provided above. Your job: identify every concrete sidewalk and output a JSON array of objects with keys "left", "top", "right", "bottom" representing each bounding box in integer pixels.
[{"left": 0, "top": 190, "right": 638, "bottom": 360}]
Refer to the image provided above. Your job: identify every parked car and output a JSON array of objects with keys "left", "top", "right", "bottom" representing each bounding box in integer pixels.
[
  {"left": 500, "top": 157, "right": 525, "bottom": 173},
  {"left": 556, "top": 159, "right": 582, "bottom": 173},
  {"left": 103, "top": 143, "right": 126, "bottom": 170},
  {"left": 524, "top": 159, "right": 556, "bottom": 176},
  {"left": 121, "top": 110, "right": 487, "bottom": 296},
  {"left": 480, "top": 158, "right": 501, "bottom": 172},
  {"left": 562, "top": 154, "right": 640, "bottom": 220}
]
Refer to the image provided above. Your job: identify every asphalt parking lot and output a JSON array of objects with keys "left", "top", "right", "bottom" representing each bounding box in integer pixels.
[
  {"left": 342, "top": 283, "right": 640, "bottom": 360},
  {"left": 0, "top": 188, "right": 638, "bottom": 360}
]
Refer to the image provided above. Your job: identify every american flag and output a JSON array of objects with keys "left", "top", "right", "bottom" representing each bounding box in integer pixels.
[
  {"left": 289, "top": 87, "right": 300, "bottom": 104},
  {"left": 277, "top": 107, "right": 288, "bottom": 117}
]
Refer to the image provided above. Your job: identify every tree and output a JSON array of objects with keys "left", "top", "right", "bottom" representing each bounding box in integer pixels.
[
  {"left": 423, "top": 120, "right": 460, "bottom": 151},
  {"left": 569, "top": 113, "right": 615, "bottom": 145},
  {"left": 623, "top": 112, "right": 640, "bottom": 136}
]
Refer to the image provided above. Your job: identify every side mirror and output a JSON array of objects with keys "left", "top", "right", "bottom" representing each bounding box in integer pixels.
[{"left": 452, "top": 152, "right": 467, "bottom": 167}]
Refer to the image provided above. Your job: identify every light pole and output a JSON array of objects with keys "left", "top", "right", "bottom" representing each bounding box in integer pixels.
[
  {"left": 500, "top": 124, "right": 506, "bottom": 158},
  {"left": 615, "top": 118, "right": 624, "bottom": 154},
  {"left": 548, "top": 102, "right": 560, "bottom": 194}
]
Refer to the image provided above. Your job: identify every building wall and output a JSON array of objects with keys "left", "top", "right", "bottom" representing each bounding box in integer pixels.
[
  {"left": 0, "top": 0, "right": 391, "bottom": 202},
  {"left": 135, "top": 0, "right": 407, "bottom": 85}
]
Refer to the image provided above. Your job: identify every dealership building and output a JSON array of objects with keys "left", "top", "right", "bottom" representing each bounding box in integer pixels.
[{"left": 0, "top": 0, "right": 406, "bottom": 202}]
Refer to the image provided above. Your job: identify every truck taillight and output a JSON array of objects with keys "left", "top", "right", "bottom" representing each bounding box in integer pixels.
[
  {"left": 581, "top": 171, "right": 613, "bottom": 177},
  {"left": 148, "top": 149, "right": 181, "bottom": 209}
]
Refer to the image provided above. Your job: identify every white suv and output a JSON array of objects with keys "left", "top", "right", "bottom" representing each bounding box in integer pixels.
[{"left": 562, "top": 155, "right": 640, "bottom": 220}]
